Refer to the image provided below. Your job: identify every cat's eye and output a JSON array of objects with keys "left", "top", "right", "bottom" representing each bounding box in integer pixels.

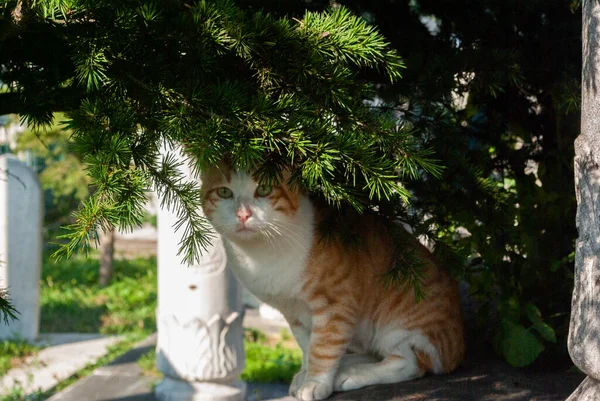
[
  {"left": 216, "top": 187, "right": 233, "bottom": 198},
  {"left": 255, "top": 185, "right": 273, "bottom": 197}
]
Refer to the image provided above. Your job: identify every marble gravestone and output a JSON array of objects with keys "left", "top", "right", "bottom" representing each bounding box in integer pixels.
[
  {"left": 0, "top": 154, "right": 43, "bottom": 341},
  {"left": 154, "top": 149, "right": 246, "bottom": 401}
]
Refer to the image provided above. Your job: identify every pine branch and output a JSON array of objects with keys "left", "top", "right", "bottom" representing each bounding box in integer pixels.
[
  {"left": 380, "top": 223, "right": 429, "bottom": 301},
  {"left": 301, "top": 7, "right": 404, "bottom": 82},
  {"left": 149, "top": 153, "right": 214, "bottom": 265},
  {"left": 4, "top": 1, "right": 438, "bottom": 266},
  {"left": 0, "top": 287, "right": 20, "bottom": 325}
]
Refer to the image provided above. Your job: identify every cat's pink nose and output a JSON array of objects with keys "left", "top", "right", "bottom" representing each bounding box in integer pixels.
[{"left": 236, "top": 207, "right": 252, "bottom": 223}]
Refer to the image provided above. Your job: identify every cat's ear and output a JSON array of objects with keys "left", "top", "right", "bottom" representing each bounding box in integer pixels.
[
  {"left": 215, "top": 160, "right": 233, "bottom": 180},
  {"left": 200, "top": 161, "right": 232, "bottom": 191},
  {"left": 276, "top": 173, "right": 300, "bottom": 210},
  {"left": 272, "top": 168, "right": 296, "bottom": 192},
  {"left": 280, "top": 168, "right": 308, "bottom": 196},
  {"left": 280, "top": 168, "right": 292, "bottom": 183}
]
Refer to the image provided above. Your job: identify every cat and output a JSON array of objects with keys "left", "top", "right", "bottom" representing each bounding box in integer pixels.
[{"left": 201, "top": 166, "right": 465, "bottom": 401}]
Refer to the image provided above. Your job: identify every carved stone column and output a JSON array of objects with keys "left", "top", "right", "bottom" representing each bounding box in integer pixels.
[{"left": 154, "top": 152, "right": 245, "bottom": 401}]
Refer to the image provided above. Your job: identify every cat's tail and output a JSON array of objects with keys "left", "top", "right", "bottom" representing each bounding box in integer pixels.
[{"left": 415, "top": 319, "right": 465, "bottom": 375}]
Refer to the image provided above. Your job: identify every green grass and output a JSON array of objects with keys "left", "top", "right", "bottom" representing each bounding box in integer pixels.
[
  {"left": 0, "top": 386, "right": 45, "bottom": 401},
  {"left": 40, "top": 254, "right": 157, "bottom": 334},
  {"left": 0, "top": 333, "right": 145, "bottom": 401},
  {"left": 2, "top": 251, "right": 301, "bottom": 400},
  {"left": 242, "top": 340, "right": 302, "bottom": 384},
  {"left": 0, "top": 340, "right": 40, "bottom": 377},
  {"left": 137, "top": 348, "right": 161, "bottom": 378},
  {"left": 0, "top": 253, "right": 157, "bottom": 400},
  {"left": 137, "top": 328, "right": 302, "bottom": 384}
]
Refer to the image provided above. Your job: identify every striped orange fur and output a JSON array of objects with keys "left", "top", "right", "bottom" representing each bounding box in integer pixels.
[{"left": 201, "top": 167, "right": 465, "bottom": 401}]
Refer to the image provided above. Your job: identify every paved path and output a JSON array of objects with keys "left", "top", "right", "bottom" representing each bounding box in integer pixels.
[
  {"left": 46, "top": 335, "right": 158, "bottom": 401},
  {"left": 45, "top": 334, "right": 294, "bottom": 401},
  {"left": 0, "top": 308, "right": 286, "bottom": 398},
  {"left": 0, "top": 333, "right": 121, "bottom": 397}
]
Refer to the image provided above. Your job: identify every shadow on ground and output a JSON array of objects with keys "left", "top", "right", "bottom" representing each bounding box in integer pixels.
[
  {"left": 329, "top": 358, "right": 584, "bottom": 401},
  {"left": 49, "top": 333, "right": 583, "bottom": 401}
]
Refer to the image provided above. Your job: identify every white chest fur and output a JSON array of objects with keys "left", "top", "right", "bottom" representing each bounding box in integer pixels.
[{"left": 221, "top": 196, "right": 315, "bottom": 308}]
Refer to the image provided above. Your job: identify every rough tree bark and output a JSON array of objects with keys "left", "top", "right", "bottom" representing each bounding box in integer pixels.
[
  {"left": 99, "top": 227, "right": 115, "bottom": 287},
  {"left": 567, "top": 1, "right": 600, "bottom": 399}
]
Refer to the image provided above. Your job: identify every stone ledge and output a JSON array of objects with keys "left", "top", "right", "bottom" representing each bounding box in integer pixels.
[
  {"left": 47, "top": 344, "right": 584, "bottom": 401},
  {"left": 567, "top": 376, "right": 600, "bottom": 401},
  {"left": 327, "top": 358, "right": 583, "bottom": 401},
  {"left": 43, "top": 332, "right": 584, "bottom": 401}
]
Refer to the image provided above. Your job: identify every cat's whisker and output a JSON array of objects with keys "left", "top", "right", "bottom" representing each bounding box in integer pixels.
[
  {"left": 271, "top": 218, "right": 312, "bottom": 236},
  {"left": 271, "top": 216, "right": 311, "bottom": 226},
  {"left": 272, "top": 225, "right": 311, "bottom": 241},
  {"left": 271, "top": 221, "right": 309, "bottom": 241},
  {"left": 268, "top": 222, "right": 310, "bottom": 253},
  {"left": 261, "top": 227, "right": 282, "bottom": 253},
  {"left": 259, "top": 230, "right": 274, "bottom": 251},
  {"left": 210, "top": 223, "right": 239, "bottom": 233},
  {"left": 271, "top": 219, "right": 312, "bottom": 240},
  {"left": 264, "top": 223, "right": 301, "bottom": 252},
  {"left": 265, "top": 225, "right": 289, "bottom": 254}
]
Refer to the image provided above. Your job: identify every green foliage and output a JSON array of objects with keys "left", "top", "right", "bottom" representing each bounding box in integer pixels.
[
  {"left": 141, "top": 211, "right": 157, "bottom": 228},
  {"left": 0, "top": 257, "right": 18, "bottom": 327},
  {"left": 491, "top": 298, "right": 557, "bottom": 367},
  {"left": 40, "top": 253, "right": 157, "bottom": 334},
  {"left": 245, "top": 327, "right": 268, "bottom": 344},
  {"left": 243, "top": 341, "right": 302, "bottom": 383},
  {"left": 380, "top": 222, "right": 428, "bottom": 301},
  {"left": 0, "top": 340, "right": 40, "bottom": 377},
  {"left": 324, "top": 0, "right": 580, "bottom": 367},
  {"left": 494, "top": 319, "right": 545, "bottom": 368},
  {"left": 244, "top": 328, "right": 302, "bottom": 384},
  {"left": 0, "top": 287, "right": 19, "bottom": 326},
  {"left": 137, "top": 329, "right": 302, "bottom": 384},
  {"left": 279, "top": 328, "right": 292, "bottom": 342},
  {"left": 0, "top": 1, "right": 434, "bottom": 270},
  {"left": 0, "top": 0, "right": 583, "bottom": 368},
  {"left": 0, "top": 385, "right": 45, "bottom": 401},
  {"left": 137, "top": 348, "right": 160, "bottom": 377},
  {"left": 15, "top": 113, "right": 91, "bottom": 227}
]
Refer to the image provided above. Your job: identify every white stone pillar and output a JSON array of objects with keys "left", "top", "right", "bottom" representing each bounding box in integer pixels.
[
  {"left": 0, "top": 155, "right": 42, "bottom": 341},
  {"left": 154, "top": 152, "right": 246, "bottom": 401}
]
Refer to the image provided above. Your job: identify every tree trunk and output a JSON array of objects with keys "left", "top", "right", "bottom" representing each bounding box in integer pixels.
[
  {"left": 567, "top": 1, "right": 600, "bottom": 399},
  {"left": 99, "top": 227, "right": 115, "bottom": 287}
]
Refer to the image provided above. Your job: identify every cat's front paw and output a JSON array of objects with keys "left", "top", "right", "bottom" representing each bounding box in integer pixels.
[
  {"left": 334, "top": 366, "right": 371, "bottom": 392},
  {"left": 295, "top": 378, "right": 333, "bottom": 401},
  {"left": 289, "top": 369, "right": 306, "bottom": 397}
]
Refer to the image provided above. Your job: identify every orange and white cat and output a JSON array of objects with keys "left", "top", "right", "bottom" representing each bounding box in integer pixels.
[{"left": 201, "top": 167, "right": 464, "bottom": 401}]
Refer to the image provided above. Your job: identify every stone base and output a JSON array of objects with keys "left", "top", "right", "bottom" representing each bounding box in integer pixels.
[
  {"left": 567, "top": 376, "right": 600, "bottom": 401},
  {"left": 154, "top": 377, "right": 246, "bottom": 401}
]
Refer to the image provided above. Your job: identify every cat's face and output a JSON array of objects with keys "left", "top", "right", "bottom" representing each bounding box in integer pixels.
[{"left": 201, "top": 167, "right": 300, "bottom": 242}]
